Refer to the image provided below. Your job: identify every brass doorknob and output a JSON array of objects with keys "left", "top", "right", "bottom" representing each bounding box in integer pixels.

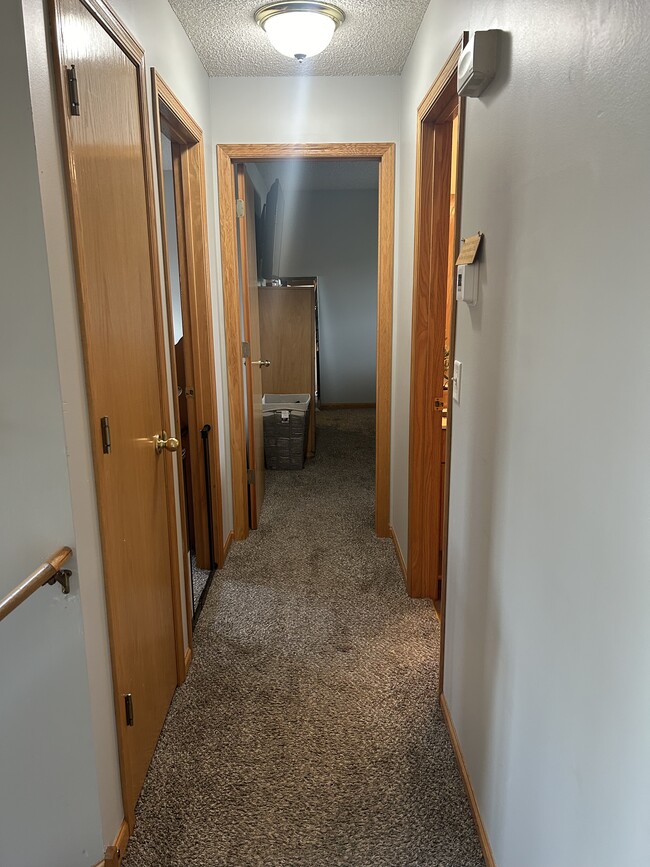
[
  {"left": 251, "top": 359, "right": 271, "bottom": 368},
  {"left": 154, "top": 432, "right": 180, "bottom": 454}
]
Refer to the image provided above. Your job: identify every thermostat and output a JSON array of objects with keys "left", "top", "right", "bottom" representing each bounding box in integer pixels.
[
  {"left": 456, "top": 263, "right": 478, "bottom": 306},
  {"left": 458, "top": 31, "right": 499, "bottom": 98}
]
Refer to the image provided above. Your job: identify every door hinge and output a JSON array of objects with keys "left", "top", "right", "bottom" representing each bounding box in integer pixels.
[
  {"left": 185, "top": 386, "right": 195, "bottom": 398},
  {"left": 242, "top": 341, "right": 250, "bottom": 358},
  {"left": 247, "top": 469, "right": 255, "bottom": 484},
  {"left": 124, "top": 694, "right": 134, "bottom": 727},
  {"left": 100, "top": 416, "right": 111, "bottom": 454},
  {"left": 66, "top": 65, "right": 80, "bottom": 116},
  {"left": 236, "top": 198, "right": 245, "bottom": 218}
]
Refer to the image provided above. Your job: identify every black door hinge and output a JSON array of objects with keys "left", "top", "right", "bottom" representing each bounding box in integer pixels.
[
  {"left": 124, "top": 694, "right": 134, "bottom": 726},
  {"left": 100, "top": 416, "right": 111, "bottom": 454},
  {"left": 66, "top": 65, "right": 80, "bottom": 116}
]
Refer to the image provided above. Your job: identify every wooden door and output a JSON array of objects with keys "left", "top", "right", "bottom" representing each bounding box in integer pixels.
[
  {"left": 168, "top": 139, "right": 211, "bottom": 571},
  {"left": 259, "top": 286, "right": 316, "bottom": 457},
  {"left": 408, "top": 88, "right": 459, "bottom": 599},
  {"left": 51, "top": 0, "right": 178, "bottom": 823},
  {"left": 236, "top": 166, "right": 265, "bottom": 528}
]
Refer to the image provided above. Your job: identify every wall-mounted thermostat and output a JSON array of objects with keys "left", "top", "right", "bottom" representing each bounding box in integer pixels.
[
  {"left": 456, "top": 263, "right": 478, "bottom": 306},
  {"left": 458, "top": 31, "right": 499, "bottom": 98}
]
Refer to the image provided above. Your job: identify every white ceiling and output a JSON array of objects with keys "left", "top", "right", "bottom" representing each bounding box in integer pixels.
[
  {"left": 254, "top": 159, "right": 378, "bottom": 192},
  {"left": 167, "top": 0, "right": 431, "bottom": 77}
]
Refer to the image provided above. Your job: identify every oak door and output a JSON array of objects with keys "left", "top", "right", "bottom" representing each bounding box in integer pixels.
[
  {"left": 408, "top": 89, "right": 460, "bottom": 600},
  {"left": 51, "top": 0, "right": 178, "bottom": 823},
  {"left": 236, "top": 166, "right": 266, "bottom": 528}
]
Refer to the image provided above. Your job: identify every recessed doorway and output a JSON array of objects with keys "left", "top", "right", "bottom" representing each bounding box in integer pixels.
[
  {"left": 407, "top": 37, "right": 467, "bottom": 692},
  {"left": 152, "top": 71, "right": 225, "bottom": 631},
  {"left": 217, "top": 143, "right": 395, "bottom": 542}
]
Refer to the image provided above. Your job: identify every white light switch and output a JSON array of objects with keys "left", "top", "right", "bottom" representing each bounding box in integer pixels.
[{"left": 453, "top": 360, "right": 462, "bottom": 403}]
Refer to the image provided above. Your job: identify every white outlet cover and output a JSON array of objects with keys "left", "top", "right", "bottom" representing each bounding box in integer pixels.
[{"left": 453, "top": 360, "right": 462, "bottom": 403}]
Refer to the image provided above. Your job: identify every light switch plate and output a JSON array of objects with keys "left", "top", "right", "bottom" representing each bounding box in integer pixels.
[{"left": 453, "top": 360, "right": 462, "bottom": 403}]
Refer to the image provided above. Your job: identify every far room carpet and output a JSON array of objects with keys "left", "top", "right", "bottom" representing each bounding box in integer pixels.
[{"left": 124, "top": 409, "right": 484, "bottom": 867}]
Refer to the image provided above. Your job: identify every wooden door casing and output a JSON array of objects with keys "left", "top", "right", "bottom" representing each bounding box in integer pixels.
[
  {"left": 217, "top": 143, "right": 395, "bottom": 541},
  {"left": 151, "top": 70, "right": 227, "bottom": 649},
  {"left": 50, "top": 0, "right": 179, "bottom": 825},
  {"left": 407, "top": 38, "right": 466, "bottom": 647},
  {"left": 237, "top": 166, "right": 266, "bottom": 528}
]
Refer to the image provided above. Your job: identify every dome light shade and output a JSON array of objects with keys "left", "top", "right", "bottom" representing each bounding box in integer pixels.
[{"left": 255, "top": 2, "right": 345, "bottom": 61}]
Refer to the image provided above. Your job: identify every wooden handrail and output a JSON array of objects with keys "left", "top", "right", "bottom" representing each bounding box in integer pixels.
[{"left": 0, "top": 547, "right": 73, "bottom": 623}]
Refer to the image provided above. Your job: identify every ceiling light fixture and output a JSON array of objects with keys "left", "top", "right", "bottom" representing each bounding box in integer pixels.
[{"left": 254, "top": 1, "right": 345, "bottom": 62}]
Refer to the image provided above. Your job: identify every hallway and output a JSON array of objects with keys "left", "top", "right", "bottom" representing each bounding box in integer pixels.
[{"left": 124, "top": 410, "right": 483, "bottom": 866}]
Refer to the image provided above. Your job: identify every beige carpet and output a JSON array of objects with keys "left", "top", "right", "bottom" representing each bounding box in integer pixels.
[{"left": 124, "top": 409, "right": 484, "bottom": 867}]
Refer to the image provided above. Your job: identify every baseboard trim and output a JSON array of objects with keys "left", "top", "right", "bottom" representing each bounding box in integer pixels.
[
  {"left": 184, "top": 645, "right": 193, "bottom": 677},
  {"left": 440, "top": 694, "right": 497, "bottom": 867},
  {"left": 98, "top": 819, "right": 129, "bottom": 867},
  {"left": 389, "top": 524, "right": 407, "bottom": 582},
  {"left": 320, "top": 402, "right": 376, "bottom": 410},
  {"left": 223, "top": 530, "right": 234, "bottom": 560}
]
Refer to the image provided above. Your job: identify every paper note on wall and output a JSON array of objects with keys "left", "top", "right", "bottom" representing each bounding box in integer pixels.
[{"left": 456, "top": 232, "right": 483, "bottom": 265}]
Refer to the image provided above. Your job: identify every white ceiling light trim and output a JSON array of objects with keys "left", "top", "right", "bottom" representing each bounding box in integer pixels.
[{"left": 254, "top": 2, "right": 345, "bottom": 62}]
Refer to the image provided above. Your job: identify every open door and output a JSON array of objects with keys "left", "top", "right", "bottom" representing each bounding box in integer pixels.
[{"left": 236, "top": 165, "right": 267, "bottom": 529}]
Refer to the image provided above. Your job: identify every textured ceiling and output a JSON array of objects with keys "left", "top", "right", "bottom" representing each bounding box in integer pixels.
[
  {"left": 255, "top": 159, "right": 378, "bottom": 192},
  {"left": 167, "top": 0, "right": 431, "bottom": 76}
]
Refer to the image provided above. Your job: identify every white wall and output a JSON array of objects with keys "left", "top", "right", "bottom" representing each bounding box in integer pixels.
[
  {"left": 0, "top": 4, "right": 103, "bottom": 865},
  {"left": 22, "top": 0, "right": 231, "bottom": 852},
  {"left": 279, "top": 188, "right": 378, "bottom": 404},
  {"left": 396, "top": 2, "right": 650, "bottom": 866},
  {"left": 210, "top": 75, "right": 400, "bottom": 145}
]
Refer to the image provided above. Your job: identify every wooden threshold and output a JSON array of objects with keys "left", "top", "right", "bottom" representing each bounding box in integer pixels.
[{"left": 440, "top": 694, "right": 497, "bottom": 867}]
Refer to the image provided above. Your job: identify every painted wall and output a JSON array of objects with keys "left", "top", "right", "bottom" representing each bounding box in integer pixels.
[
  {"left": 0, "top": 4, "right": 104, "bottom": 865},
  {"left": 396, "top": 2, "right": 650, "bottom": 866},
  {"left": 209, "top": 75, "right": 399, "bottom": 449},
  {"left": 279, "top": 188, "right": 378, "bottom": 404},
  {"left": 210, "top": 75, "right": 400, "bottom": 145},
  {"left": 22, "top": 0, "right": 231, "bottom": 851}
]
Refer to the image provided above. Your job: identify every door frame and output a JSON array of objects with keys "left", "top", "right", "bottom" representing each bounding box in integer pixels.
[
  {"left": 407, "top": 36, "right": 467, "bottom": 690},
  {"left": 49, "top": 0, "right": 185, "bottom": 828},
  {"left": 151, "top": 71, "right": 225, "bottom": 660},
  {"left": 217, "top": 142, "right": 396, "bottom": 540},
  {"left": 235, "top": 165, "right": 266, "bottom": 529}
]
